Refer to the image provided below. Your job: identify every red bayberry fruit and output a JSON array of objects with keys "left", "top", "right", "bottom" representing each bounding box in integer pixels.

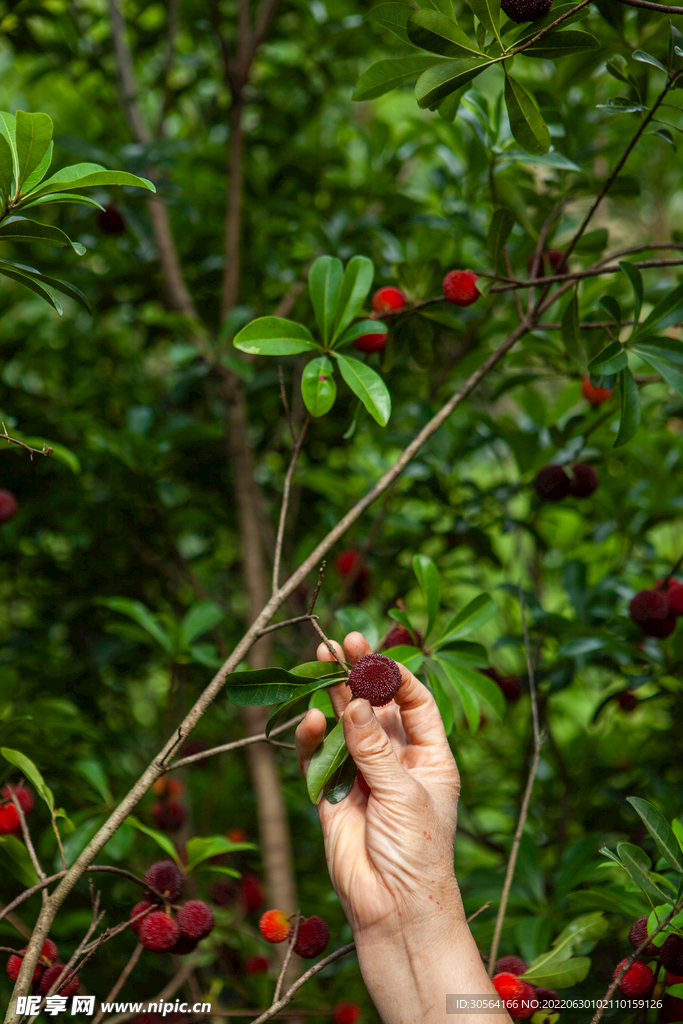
[
  {"left": 618, "top": 690, "right": 638, "bottom": 712},
  {"left": 661, "top": 997, "right": 683, "bottom": 1023},
  {"left": 259, "top": 909, "right": 290, "bottom": 943},
  {"left": 334, "top": 1003, "right": 362, "bottom": 1024},
  {"left": 442, "top": 270, "right": 480, "bottom": 307},
  {"left": 151, "top": 778, "right": 185, "bottom": 798},
  {"left": 293, "top": 915, "right": 329, "bottom": 958},
  {"left": 336, "top": 549, "right": 365, "bottom": 577},
  {"left": 661, "top": 936, "right": 683, "bottom": 975},
  {"left": 629, "top": 916, "right": 660, "bottom": 958},
  {"left": 245, "top": 954, "right": 269, "bottom": 975},
  {"left": 98, "top": 205, "right": 126, "bottom": 235},
  {"left": 144, "top": 861, "right": 184, "bottom": 901},
  {"left": 151, "top": 799, "right": 186, "bottom": 831},
  {"left": 335, "top": 549, "right": 371, "bottom": 603},
  {"left": 227, "top": 827, "right": 248, "bottom": 843},
  {"left": 240, "top": 874, "right": 264, "bottom": 912},
  {"left": 495, "top": 955, "right": 528, "bottom": 976},
  {"left": 0, "top": 490, "right": 18, "bottom": 523},
  {"left": 656, "top": 578, "right": 683, "bottom": 616},
  {"left": 41, "top": 939, "right": 58, "bottom": 964},
  {"left": 504, "top": 982, "right": 536, "bottom": 1018},
  {"left": 0, "top": 804, "right": 20, "bottom": 834},
  {"left": 353, "top": 329, "right": 388, "bottom": 354},
  {"left": 383, "top": 625, "right": 423, "bottom": 649},
  {"left": 177, "top": 900, "right": 214, "bottom": 940},
  {"left": 492, "top": 973, "right": 525, "bottom": 999},
  {"left": 170, "top": 934, "right": 199, "bottom": 955},
  {"left": 356, "top": 769, "right": 371, "bottom": 797},
  {"left": 535, "top": 464, "right": 571, "bottom": 502},
  {"left": 130, "top": 900, "right": 154, "bottom": 934},
  {"left": 666, "top": 972, "right": 683, "bottom": 985},
  {"left": 1, "top": 783, "right": 34, "bottom": 814},
  {"left": 209, "top": 880, "right": 236, "bottom": 906},
  {"left": 613, "top": 958, "right": 655, "bottom": 996},
  {"left": 629, "top": 589, "right": 675, "bottom": 638},
  {"left": 372, "top": 287, "right": 406, "bottom": 313},
  {"left": 501, "top": 0, "right": 552, "bottom": 22},
  {"left": 139, "top": 911, "right": 181, "bottom": 952},
  {"left": 569, "top": 463, "right": 599, "bottom": 498},
  {"left": 483, "top": 669, "right": 522, "bottom": 702},
  {"left": 546, "top": 250, "right": 564, "bottom": 272},
  {"left": 40, "top": 964, "right": 80, "bottom": 997},
  {"left": 534, "top": 987, "right": 560, "bottom": 1009},
  {"left": 348, "top": 653, "right": 402, "bottom": 707},
  {"left": 6, "top": 951, "right": 42, "bottom": 984},
  {"left": 582, "top": 377, "right": 613, "bottom": 407}
]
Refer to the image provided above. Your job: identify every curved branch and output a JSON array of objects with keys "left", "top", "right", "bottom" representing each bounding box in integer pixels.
[{"left": 250, "top": 943, "right": 357, "bottom": 1024}]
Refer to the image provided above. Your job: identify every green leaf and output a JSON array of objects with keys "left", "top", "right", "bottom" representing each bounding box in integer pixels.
[
  {"left": 265, "top": 676, "right": 341, "bottom": 737},
  {"left": 617, "top": 842, "right": 670, "bottom": 900},
  {"left": 291, "top": 661, "right": 347, "bottom": 679},
  {"left": 435, "top": 657, "right": 505, "bottom": 719},
  {"left": 633, "top": 49, "right": 669, "bottom": 73},
  {"left": 76, "top": 759, "right": 113, "bottom": 804},
  {"left": 302, "top": 356, "right": 337, "bottom": 417},
  {"left": 418, "top": 0, "right": 457, "bottom": 17},
  {"left": 336, "top": 607, "right": 380, "bottom": 650},
  {"left": 29, "top": 162, "right": 155, "bottom": 199},
  {"left": 233, "top": 317, "right": 319, "bottom": 356},
  {"left": 428, "top": 669, "right": 454, "bottom": 734},
  {"left": 226, "top": 667, "right": 335, "bottom": 706},
  {"left": 186, "top": 835, "right": 256, "bottom": 872},
  {"left": 627, "top": 797, "right": 683, "bottom": 874},
  {"left": 614, "top": 367, "right": 641, "bottom": 448},
  {"left": 600, "top": 295, "right": 621, "bottom": 326},
  {"left": 308, "top": 256, "right": 343, "bottom": 344},
  {"left": 561, "top": 288, "right": 586, "bottom": 372},
  {"left": 365, "top": 3, "right": 412, "bottom": 43},
  {"left": 521, "top": 30, "right": 600, "bottom": 58},
  {"left": 407, "top": 9, "right": 484, "bottom": 56},
  {"left": 0, "top": 134, "right": 14, "bottom": 206},
  {"left": 0, "top": 260, "right": 91, "bottom": 314},
  {"left": 334, "top": 352, "right": 391, "bottom": 426},
  {"left": 468, "top": 0, "right": 500, "bottom": 39},
  {"left": 383, "top": 645, "right": 425, "bottom": 672},
  {"left": 436, "top": 593, "right": 496, "bottom": 645},
  {"left": 635, "top": 282, "right": 683, "bottom": 336},
  {"left": 634, "top": 350, "right": 683, "bottom": 398},
  {"left": 488, "top": 207, "right": 515, "bottom": 272},
  {"left": 307, "top": 718, "right": 348, "bottom": 804},
  {"left": 620, "top": 261, "right": 643, "bottom": 329},
  {"left": 504, "top": 72, "right": 551, "bottom": 155},
  {"left": 17, "top": 191, "right": 105, "bottom": 213},
  {"left": 438, "top": 86, "right": 466, "bottom": 120},
  {"left": 0, "top": 216, "right": 85, "bottom": 254},
  {"left": 20, "top": 141, "right": 53, "bottom": 195},
  {"left": 323, "top": 752, "right": 357, "bottom": 804},
  {"left": 673, "top": 818, "right": 683, "bottom": 855},
  {"left": 98, "top": 597, "right": 174, "bottom": 653},
  {"left": 512, "top": 2, "right": 589, "bottom": 41},
  {"left": 1, "top": 748, "right": 54, "bottom": 812},
  {"left": 15, "top": 111, "right": 53, "bottom": 192},
  {"left": 180, "top": 602, "right": 223, "bottom": 648},
  {"left": 415, "top": 57, "right": 493, "bottom": 108},
  {"left": 187, "top": 643, "right": 222, "bottom": 668},
  {"left": 336, "top": 320, "right": 387, "bottom": 348},
  {"left": 521, "top": 956, "right": 591, "bottom": 988},
  {"left": 412, "top": 554, "right": 440, "bottom": 640},
  {"left": 574, "top": 228, "right": 609, "bottom": 254},
  {"left": 126, "top": 815, "right": 182, "bottom": 864},
  {"left": 435, "top": 640, "right": 488, "bottom": 665},
  {"left": 353, "top": 56, "right": 445, "bottom": 102},
  {"left": 433, "top": 658, "right": 480, "bottom": 732},
  {"left": 0, "top": 835, "right": 38, "bottom": 887},
  {"left": 331, "top": 256, "right": 375, "bottom": 342},
  {"left": 0, "top": 112, "right": 19, "bottom": 188},
  {"left": 0, "top": 264, "right": 62, "bottom": 314},
  {"left": 587, "top": 340, "right": 628, "bottom": 375}
]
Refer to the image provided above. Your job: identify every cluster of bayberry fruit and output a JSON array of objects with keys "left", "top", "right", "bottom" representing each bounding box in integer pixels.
[
  {"left": 492, "top": 956, "right": 559, "bottom": 1019},
  {"left": 629, "top": 576, "right": 683, "bottom": 639},
  {"left": 259, "top": 908, "right": 330, "bottom": 959},
  {"left": 0, "top": 489, "right": 18, "bottom": 524},
  {"left": 0, "top": 782, "right": 34, "bottom": 835},
  {"left": 611, "top": 917, "right": 683, "bottom": 1022},
  {"left": 129, "top": 861, "right": 215, "bottom": 954},
  {"left": 5, "top": 938, "right": 80, "bottom": 1000},
  {"left": 534, "top": 462, "right": 600, "bottom": 503},
  {"left": 150, "top": 777, "right": 187, "bottom": 832}
]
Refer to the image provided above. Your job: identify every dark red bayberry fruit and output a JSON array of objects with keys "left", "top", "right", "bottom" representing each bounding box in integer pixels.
[
  {"left": 534, "top": 988, "right": 560, "bottom": 1009},
  {"left": 354, "top": 329, "right": 388, "bottom": 354},
  {"left": 334, "top": 1003, "right": 362, "bottom": 1024},
  {"left": 130, "top": 900, "right": 154, "bottom": 934},
  {"left": 526, "top": 249, "right": 564, "bottom": 278},
  {"left": 0, "top": 804, "right": 20, "bottom": 834},
  {"left": 535, "top": 464, "right": 571, "bottom": 502},
  {"left": 629, "top": 589, "right": 676, "bottom": 638},
  {"left": 1, "top": 783, "right": 34, "bottom": 814},
  {"left": 227, "top": 827, "right": 248, "bottom": 843},
  {"left": 661, "top": 997, "right": 683, "bottom": 1023},
  {"left": 0, "top": 490, "right": 18, "bottom": 524},
  {"left": 6, "top": 951, "right": 42, "bottom": 984},
  {"left": 630, "top": 916, "right": 660, "bottom": 958},
  {"left": 245, "top": 954, "right": 269, "bottom": 975},
  {"left": 293, "top": 915, "right": 329, "bottom": 958},
  {"left": 335, "top": 549, "right": 370, "bottom": 603},
  {"left": 144, "top": 861, "right": 184, "bottom": 901},
  {"left": 582, "top": 376, "right": 613, "bottom": 406},
  {"left": 661, "top": 936, "right": 683, "bottom": 975},
  {"left": 169, "top": 934, "right": 199, "bottom": 955},
  {"left": 483, "top": 668, "right": 522, "bottom": 702},
  {"left": 240, "top": 874, "right": 264, "bottom": 912},
  {"left": 40, "top": 964, "right": 79, "bottom": 997},
  {"left": 495, "top": 955, "right": 528, "bottom": 976},
  {"left": 384, "top": 625, "right": 423, "bottom": 649},
  {"left": 348, "top": 653, "right": 402, "bottom": 707},
  {"left": 372, "top": 287, "right": 405, "bottom": 313},
  {"left": 41, "top": 939, "right": 58, "bottom": 964},
  {"left": 177, "top": 900, "right": 214, "bottom": 940},
  {"left": 442, "top": 270, "right": 480, "bottom": 307},
  {"left": 139, "top": 911, "right": 180, "bottom": 952},
  {"left": 656, "top": 578, "right": 683, "bottom": 616},
  {"left": 501, "top": 0, "right": 552, "bottom": 21},
  {"left": 613, "top": 958, "right": 654, "bottom": 996},
  {"left": 570, "top": 463, "right": 599, "bottom": 498},
  {"left": 151, "top": 799, "right": 186, "bottom": 831},
  {"left": 98, "top": 205, "right": 126, "bottom": 235},
  {"left": 356, "top": 769, "right": 371, "bottom": 797},
  {"left": 618, "top": 690, "right": 639, "bottom": 712}
]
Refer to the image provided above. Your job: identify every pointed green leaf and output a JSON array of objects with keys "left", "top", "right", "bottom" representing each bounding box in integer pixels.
[
  {"left": 15, "top": 111, "right": 53, "bottom": 191},
  {"left": 20, "top": 141, "right": 53, "bottom": 195},
  {"left": 291, "top": 661, "right": 347, "bottom": 680},
  {"left": 76, "top": 759, "right": 113, "bottom": 804},
  {"left": 336, "top": 320, "right": 388, "bottom": 348},
  {"left": 16, "top": 191, "right": 105, "bottom": 213},
  {"left": 428, "top": 669, "right": 455, "bottom": 735},
  {"left": 435, "top": 657, "right": 505, "bottom": 719},
  {"left": 634, "top": 336, "right": 683, "bottom": 364},
  {"left": 226, "top": 667, "right": 336, "bottom": 706},
  {"left": 308, "top": 256, "right": 343, "bottom": 343},
  {"left": 324, "top": 753, "right": 358, "bottom": 804},
  {"left": 415, "top": 56, "right": 492, "bottom": 107},
  {"left": 0, "top": 265, "right": 62, "bottom": 314},
  {"left": 521, "top": 30, "right": 600, "bottom": 58},
  {"left": 634, "top": 350, "right": 683, "bottom": 399},
  {"left": 433, "top": 658, "right": 480, "bottom": 732},
  {"left": 0, "top": 134, "right": 14, "bottom": 206},
  {"left": 614, "top": 367, "right": 641, "bottom": 447},
  {"left": 266, "top": 676, "right": 341, "bottom": 736},
  {"left": 436, "top": 593, "right": 495, "bottom": 645},
  {"left": 1, "top": 748, "right": 55, "bottom": 812},
  {"left": 504, "top": 72, "right": 550, "bottom": 155},
  {"left": 307, "top": 718, "right": 348, "bottom": 804},
  {"left": 334, "top": 352, "right": 391, "bottom": 425},
  {"left": 600, "top": 295, "right": 622, "bottom": 325},
  {"left": 627, "top": 797, "right": 683, "bottom": 874},
  {"left": 28, "top": 162, "right": 155, "bottom": 199},
  {"left": 407, "top": 9, "right": 484, "bottom": 56},
  {"left": 633, "top": 49, "right": 669, "bottom": 73},
  {"left": 418, "top": 0, "right": 456, "bottom": 17},
  {"left": 413, "top": 554, "right": 440, "bottom": 640},
  {"left": 587, "top": 340, "right": 628, "bottom": 375},
  {"left": 619, "top": 261, "right": 643, "bottom": 329},
  {"left": 488, "top": 207, "right": 515, "bottom": 271},
  {"left": 186, "top": 835, "right": 256, "bottom": 872},
  {"left": 438, "top": 86, "right": 466, "bottom": 120},
  {"left": 233, "top": 316, "right": 319, "bottom": 356},
  {"left": 0, "top": 216, "right": 85, "bottom": 254},
  {"left": 520, "top": 956, "right": 591, "bottom": 988},
  {"left": 180, "top": 602, "right": 223, "bottom": 648},
  {"left": 617, "top": 842, "right": 669, "bottom": 900},
  {"left": 435, "top": 640, "right": 488, "bottom": 665},
  {"left": 0, "top": 835, "right": 39, "bottom": 887},
  {"left": 635, "top": 282, "right": 683, "bottom": 337},
  {"left": 331, "top": 256, "right": 375, "bottom": 342},
  {"left": 302, "top": 356, "right": 337, "bottom": 417},
  {"left": 561, "top": 288, "right": 586, "bottom": 372},
  {"left": 383, "top": 645, "right": 425, "bottom": 672},
  {"left": 365, "top": 3, "right": 412, "bottom": 43},
  {"left": 97, "top": 597, "right": 173, "bottom": 653},
  {"left": 353, "top": 56, "right": 445, "bottom": 101},
  {"left": 0, "top": 112, "right": 19, "bottom": 188},
  {"left": 126, "top": 815, "right": 182, "bottom": 864},
  {"left": 468, "top": 0, "right": 500, "bottom": 38}
]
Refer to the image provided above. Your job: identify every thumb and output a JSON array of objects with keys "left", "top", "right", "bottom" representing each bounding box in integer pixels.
[{"left": 343, "top": 699, "right": 407, "bottom": 795}]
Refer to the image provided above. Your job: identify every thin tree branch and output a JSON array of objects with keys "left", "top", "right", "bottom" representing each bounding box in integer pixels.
[
  {"left": 163, "top": 713, "right": 308, "bottom": 772},
  {"left": 99, "top": 955, "right": 201, "bottom": 1024},
  {"left": 5, "top": 788, "right": 44, "bottom": 882},
  {"left": 92, "top": 944, "right": 143, "bottom": 1024},
  {"left": 255, "top": 614, "right": 319, "bottom": 637},
  {"left": 273, "top": 913, "right": 300, "bottom": 1004},
  {"left": 0, "top": 424, "right": 52, "bottom": 459},
  {"left": 309, "top": 619, "right": 351, "bottom": 677},
  {"left": 249, "top": 943, "right": 357, "bottom": 1024},
  {"left": 273, "top": 416, "right": 310, "bottom": 594},
  {"left": 466, "top": 901, "right": 491, "bottom": 924}
]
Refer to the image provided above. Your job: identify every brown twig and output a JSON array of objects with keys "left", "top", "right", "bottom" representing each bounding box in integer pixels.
[
  {"left": 92, "top": 944, "right": 143, "bottom": 1024},
  {"left": 0, "top": 424, "right": 52, "bottom": 459},
  {"left": 249, "top": 943, "right": 357, "bottom": 1024},
  {"left": 255, "top": 613, "right": 319, "bottom": 637},
  {"left": 466, "top": 900, "right": 491, "bottom": 924},
  {"left": 99, "top": 954, "right": 201, "bottom": 1024},
  {"left": 273, "top": 913, "right": 300, "bottom": 1004},
  {"left": 5, "top": 788, "right": 44, "bottom": 883},
  {"left": 309, "top": 619, "right": 351, "bottom": 677},
  {"left": 272, "top": 415, "right": 311, "bottom": 594},
  {"left": 163, "top": 712, "right": 309, "bottom": 772}
]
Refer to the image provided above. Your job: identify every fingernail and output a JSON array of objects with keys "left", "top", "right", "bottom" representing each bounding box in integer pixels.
[{"left": 350, "top": 700, "right": 374, "bottom": 727}]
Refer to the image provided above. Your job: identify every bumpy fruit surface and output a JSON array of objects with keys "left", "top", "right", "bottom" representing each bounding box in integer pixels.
[
  {"left": 98, "top": 205, "right": 126, "bottom": 234},
  {"left": 139, "top": 911, "right": 181, "bottom": 952},
  {"left": 6, "top": 951, "right": 42, "bottom": 983},
  {"left": 501, "top": 0, "right": 552, "bottom": 21},
  {"left": 0, "top": 490, "right": 18, "bottom": 523},
  {"left": 629, "top": 916, "right": 660, "bottom": 958},
  {"left": 348, "top": 653, "right": 402, "bottom": 707},
  {"left": 581, "top": 376, "right": 613, "bottom": 407},
  {"left": 629, "top": 589, "right": 675, "bottom": 638},
  {"left": 334, "top": 1003, "right": 362, "bottom": 1024},
  {"left": 569, "top": 463, "right": 599, "bottom": 498},
  {"left": 504, "top": 981, "right": 536, "bottom": 1018},
  {"left": 661, "top": 935, "right": 683, "bottom": 975},
  {"left": 372, "top": 287, "right": 405, "bottom": 313},
  {"left": 495, "top": 955, "right": 528, "bottom": 976},
  {"left": 245, "top": 954, "right": 269, "bottom": 975},
  {"left": 492, "top": 972, "right": 525, "bottom": 999},
  {"left": 259, "top": 909, "right": 290, "bottom": 943},
  {"left": 177, "top": 900, "right": 215, "bottom": 940},
  {"left": 130, "top": 900, "right": 154, "bottom": 934},
  {"left": 442, "top": 270, "right": 480, "bottom": 307},
  {"left": 0, "top": 804, "right": 20, "bottom": 834},
  {"left": 293, "top": 915, "right": 330, "bottom": 958},
  {"left": 356, "top": 769, "right": 371, "bottom": 797},
  {"left": 151, "top": 799, "right": 186, "bottom": 831},
  {"left": 354, "top": 330, "right": 388, "bottom": 354},
  {"left": 240, "top": 873, "right": 264, "bottom": 912},
  {"left": 534, "top": 464, "right": 571, "bottom": 502},
  {"left": 144, "top": 860, "right": 184, "bottom": 901},
  {"left": 384, "top": 625, "right": 423, "bottom": 649},
  {"left": 40, "top": 964, "right": 80, "bottom": 997},
  {"left": 613, "top": 958, "right": 654, "bottom": 996},
  {"left": 1, "top": 783, "right": 34, "bottom": 814}
]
